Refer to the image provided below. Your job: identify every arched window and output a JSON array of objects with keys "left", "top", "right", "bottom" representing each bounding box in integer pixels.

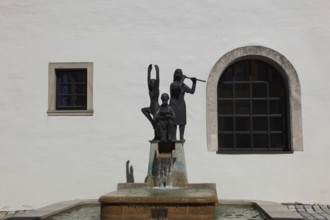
[
  {"left": 217, "top": 60, "right": 290, "bottom": 153},
  {"left": 206, "top": 46, "right": 303, "bottom": 153}
]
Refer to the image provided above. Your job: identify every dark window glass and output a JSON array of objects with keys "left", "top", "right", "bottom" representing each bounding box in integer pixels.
[
  {"left": 269, "top": 100, "right": 282, "bottom": 114},
  {"left": 235, "top": 100, "right": 250, "bottom": 114},
  {"left": 217, "top": 60, "right": 290, "bottom": 153},
  {"left": 252, "top": 83, "right": 267, "bottom": 97},
  {"left": 219, "top": 133, "right": 234, "bottom": 148},
  {"left": 270, "top": 134, "right": 284, "bottom": 148},
  {"left": 59, "top": 85, "right": 71, "bottom": 94},
  {"left": 218, "top": 117, "right": 233, "bottom": 131},
  {"left": 221, "top": 67, "right": 233, "bottom": 81},
  {"left": 253, "top": 117, "right": 268, "bottom": 131},
  {"left": 218, "top": 100, "right": 233, "bottom": 114},
  {"left": 75, "top": 85, "right": 87, "bottom": 94},
  {"left": 236, "top": 134, "right": 251, "bottom": 148},
  {"left": 253, "top": 134, "right": 268, "bottom": 148},
  {"left": 270, "top": 82, "right": 285, "bottom": 97},
  {"left": 235, "top": 83, "right": 249, "bottom": 97},
  {"left": 56, "top": 69, "right": 87, "bottom": 110},
  {"left": 270, "top": 117, "right": 283, "bottom": 131},
  {"left": 218, "top": 83, "right": 232, "bottom": 98},
  {"left": 234, "top": 61, "right": 249, "bottom": 81},
  {"left": 251, "top": 61, "right": 270, "bottom": 81},
  {"left": 236, "top": 117, "right": 250, "bottom": 131},
  {"left": 252, "top": 100, "right": 267, "bottom": 114}
]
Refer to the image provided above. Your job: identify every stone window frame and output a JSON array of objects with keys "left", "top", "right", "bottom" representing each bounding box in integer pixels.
[
  {"left": 206, "top": 46, "right": 303, "bottom": 152},
  {"left": 47, "top": 62, "right": 94, "bottom": 116}
]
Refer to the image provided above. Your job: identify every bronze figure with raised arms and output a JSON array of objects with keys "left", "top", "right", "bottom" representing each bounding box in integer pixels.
[{"left": 141, "top": 64, "right": 160, "bottom": 139}]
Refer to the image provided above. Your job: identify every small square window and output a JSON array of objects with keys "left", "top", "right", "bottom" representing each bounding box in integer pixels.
[
  {"left": 48, "top": 62, "right": 93, "bottom": 116},
  {"left": 56, "top": 69, "right": 87, "bottom": 110}
]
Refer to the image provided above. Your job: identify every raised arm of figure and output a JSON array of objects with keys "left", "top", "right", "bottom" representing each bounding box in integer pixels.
[
  {"left": 155, "top": 65, "right": 159, "bottom": 88},
  {"left": 147, "top": 64, "right": 152, "bottom": 83},
  {"left": 184, "top": 77, "right": 197, "bottom": 94}
]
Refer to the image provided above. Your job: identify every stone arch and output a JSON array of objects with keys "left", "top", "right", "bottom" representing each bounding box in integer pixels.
[{"left": 206, "top": 46, "right": 303, "bottom": 152}]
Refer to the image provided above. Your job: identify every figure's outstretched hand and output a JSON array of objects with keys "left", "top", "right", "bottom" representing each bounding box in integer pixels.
[
  {"left": 190, "top": 77, "right": 197, "bottom": 83},
  {"left": 154, "top": 65, "right": 159, "bottom": 73},
  {"left": 148, "top": 64, "right": 152, "bottom": 73},
  {"left": 126, "top": 160, "right": 130, "bottom": 165}
]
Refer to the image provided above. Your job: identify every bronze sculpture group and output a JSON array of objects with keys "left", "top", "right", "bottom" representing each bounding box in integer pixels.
[{"left": 142, "top": 64, "right": 202, "bottom": 141}]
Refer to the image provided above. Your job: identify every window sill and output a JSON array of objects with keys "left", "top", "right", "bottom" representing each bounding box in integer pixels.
[{"left": 47, "top": 110, "right": 94, "bottom": 116}]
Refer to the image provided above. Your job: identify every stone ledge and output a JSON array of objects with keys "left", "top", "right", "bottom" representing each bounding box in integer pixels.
[
  {"left": 4, "top": 198, "right": 305, "bottom": 220},
  {"left": 99, "top": 184, "right": 218, "bottom": 204},
  {"left": 99, "top": 183, "right": 218, "bottom": 219},
  {"left": 5, "top": 200, "right": 98, "bottom": 220}
]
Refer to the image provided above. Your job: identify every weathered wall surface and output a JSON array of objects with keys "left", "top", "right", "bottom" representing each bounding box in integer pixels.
[{"left": 0, "top": 0, "right": 330, "bottom": 210}]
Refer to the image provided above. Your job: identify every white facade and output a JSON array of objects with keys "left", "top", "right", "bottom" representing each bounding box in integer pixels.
[{"left": 1, "top": 0, "right": 330, "bottom": 210}]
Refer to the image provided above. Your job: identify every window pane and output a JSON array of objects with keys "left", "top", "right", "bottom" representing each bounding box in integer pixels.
[
  {"left": 58, "top": 72, "right": 70, "bottom": 83},
  {"left": 269, "top": 100, "right": 282, "bottom": 114},
  {"left": 253, "top": 117, "right": 268, "bottom": 131},
  {"left": 74, "top": 70, "right": 87, "bottom": 82},
  {"left": 58, "top": 95, "right": 71, "bottom": 107},
  {"left": 234, "top": 61, "right": 249, "bottom": 81},
  {"left": 74, "top": 84, "right": 87, "bottom": 94},
  {"left": 270, "top": 134, "right": 284, "bottom": 148},
  {"left": 268, "top": 69, "right": 282, "bottom": 84},
  {"left": 253, "top": 134, "right": 268, "bottom": 148},
  {"left": 235, "top": 83, "right": 249, "bottom": 97},
  {"left": 252, "top": 83, "right": 267, "bottom": 97},
  {"left": 257, "top": 62, "right": 270, "bottom": 81},
  {"left": 235, "top": 100, "right": 250, "bottom": 114},
  {"left": 269, "top": 82, "right": 284, "bottom": 97},
  {"left": 59, "top": 85, "right": 71, "bottom": 95},
  {"left": 270, "top": 117, "right": 283, "bottom": 131},
  {"left": 218, "top": 100, "right": 233, "bottom": 114},
  {"left": 219, "top": 133, "right": 234, "bottom": 148},
  {"left": 236, "top": 134, "right": 251, "bottom": 148},
  {"left": 218, "top": 83, "right": 233, "bottom": 98},
  {"left": 250, "top": 61, "right": 259, "bottom": 81},
  {"left": 236, "top": 117, "right": 250, "bottom": 131},
  {"left": 74, "top": 95, "right": 87, "bottom": 106},
  {"left": 252, "top": 100, "right": 267, "bottom": 114},
  {"left": 251, "top": 61, "right": 270, "bottom": 81},
  {"left": 221, "top": 67, "right": 233, "bottom": 81},
  {"left": 218, "top": 117, "right": 233, "bottom": 131}
]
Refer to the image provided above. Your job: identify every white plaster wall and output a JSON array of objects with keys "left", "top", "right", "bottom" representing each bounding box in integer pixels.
[{"left": 0, "top": 0, "right": 330, "bottom": 210}]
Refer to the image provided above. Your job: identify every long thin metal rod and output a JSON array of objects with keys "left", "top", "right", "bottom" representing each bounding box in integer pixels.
[{"left": 186, "top": 77, "right": 206, "bottom": 82}]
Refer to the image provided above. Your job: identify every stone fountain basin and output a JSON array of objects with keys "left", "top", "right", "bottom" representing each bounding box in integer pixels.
[
  {"left": 99, "top": 183, "right": 217, "bottom": 204},
  {"left": 5, "top": 199, "right": 304, "bottom": 220},
  {"left": 99, "top": 183, "right": 218, "bottom": 219}
]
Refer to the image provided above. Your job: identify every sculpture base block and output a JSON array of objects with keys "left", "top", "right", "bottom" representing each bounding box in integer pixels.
[
  {"left": 146, "top": 140, "right": 188, "bottom": 187},
  {"left": 99, "top": 183, "right": 218, "bottom": 220}
]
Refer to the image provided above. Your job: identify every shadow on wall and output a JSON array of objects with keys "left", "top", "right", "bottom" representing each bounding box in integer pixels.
[{"left": 126, "top": 160, "right": 134, "bottom": 183}]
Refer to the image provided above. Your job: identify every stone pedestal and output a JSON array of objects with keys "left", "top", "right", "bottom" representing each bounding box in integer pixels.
[
  {"left": 145, "top": 140, "right": 188, "bottom": 187},
  {"left": 99, "top": 183, "right": 218, "bottom": 220}
]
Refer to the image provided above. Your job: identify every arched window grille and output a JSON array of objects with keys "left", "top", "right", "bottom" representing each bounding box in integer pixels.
[{"left": 217, "top": 60, "right": 290, "bottom": 153}]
